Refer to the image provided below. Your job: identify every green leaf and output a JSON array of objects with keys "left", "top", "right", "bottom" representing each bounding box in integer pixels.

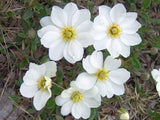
[
  {"left": 141, "top": 0, "right": 151, "bottom": 9},
  {"left": 140, "top": 12, "right": 150, "bottom": 25},
  {"left": 130, "top": 57, "right": 142, "bottom": 70},
  {"left": 89, "top": 108, "right": 98, "bottom": 120},
  {"left": 55, "top": 115, "right": 64, "bottom": 120},
  {"left": 52, "top": 86, "right": 62, "bottom": 96},
  {"left": 23, "top": 9, "right": 33, "bottom": 20},
  {"left": 18, "top": 32, "right": 26, "bottom": 38},
  {"left": 33, "top": 1, "right": 42, "bottom": 10},
  {"left": 10, "top": 95, "right": 18, "bottom": 104},
  {"left": 46, "top": 98, "right": 56, "bottom": 110},
  {"left": 28, "top": 109, "right": 36, "bottom": 114},
  {"left": 130, "top": 3, "right": 136, "bottom": 11},
  {"left": 56, "top": 70, "right": 64, "bottom": 84}
]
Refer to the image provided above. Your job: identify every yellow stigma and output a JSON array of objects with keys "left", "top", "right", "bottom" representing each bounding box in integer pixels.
[
  {"left": 38, "top": 76, "right": 52, "bottom": 90},
  {"left": 71, "top": 91, "right": 83, "bottom": 102},
  {"left": 96, "top": 69, "right": 108, "bottom": 81},
  {"left": 108, "top": 24, "right": 121, "bottom": 38},
  {"left": 62, "top": 26, "right": 76, "bottom": 41}
]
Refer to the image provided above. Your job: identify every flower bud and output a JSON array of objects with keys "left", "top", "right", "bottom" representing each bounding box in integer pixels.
[
  {"left": 118, "top": 108, "right": 129, "bottom": 120},
  {"left": 120, "top": 112, "right": 129, "bottom": 120},
  {"left": 150, "top": 47, "right": 158, "bottom": 55},
  {"left": 140, "top": 72, "right": 150, "bottom": 80},
  {"left": 28, "top": 28, "right": 36, "bottom": 39}
]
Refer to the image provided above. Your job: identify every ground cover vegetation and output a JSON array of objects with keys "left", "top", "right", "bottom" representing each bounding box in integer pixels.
[{"left": 0, "top": 0, "right": 160, "bottom": 119}]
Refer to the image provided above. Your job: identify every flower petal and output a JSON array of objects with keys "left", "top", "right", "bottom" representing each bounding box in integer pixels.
[
  {"left": 43, "top": 61, "right": 57, "bottom": 78},
  {"left": 156, "top": 82, "right": 160, "bottom": 96},
  {"left": 120, "top": 33, "right": 142, "bottom": 46},
  {"left": 106, "top": 39, "right": 119, "bottom": 58},
  {"left": 51, "top": 6, "right": 67, "bottom": 28},
  {"left": 93, "top": 16, "right": 109, "bottom": 40},
  {"left": 93, "top": 37, "right": 110, "bottom": 51},
  {"left": 76, "top": 32, "right": 94, "bottom": 47},
  {"left": 33, "top": 89, "right": 51, "bottom": 111},
  {"left": 82, "top": 55, "right": 98, "bottom": 74},
  {"left": 64, "top": 2, "right": 78, "bottom": 25},
  {"left": 63, "top": 43, "right": 76, "bottom": 64},
  {"left": 76, "top": 20, "right": 93, "bottom": 33},
  {"left": 112, "top": 39, "right": 130, "bottom": 58},
  {"left": 29, "top": 62, "right": 44, "bottom": 72},
  {"left": 71, "top": 103, "right": 83, "bottom": 119},
  {"left": 92, "top": 28, "right": 107, "bottom": 40},
  {"left": 110, "top": 4, "right": 126, "bottom": 23},
  {"left": 95, "top": 81, "right": 108, "bottom": 97},
  {"left": 151, "top": 69, "right": 160, "bottom": 82},
  {"left": 83, "top": 98, "right": 101, "bottom": 108},
  {"left": 55, "top": 95, "right": 69, "bottom": 106},
  {"left": 68, "top": 40, "right": 84, "bottom": 62},
  {"left": 104, "top": 56, "right": 121, "bottom": 71},
  {"left": 72, "top": 9, "right": 91, "bottom": 28},
  {"left": 118, "top": 41, "right": 131, "bottom": 58},
  {"left": 121, "top": 21, "right": 141, "bottom": 34},
  {"left": 40, "top": 31, "right": 61, "bottom": 48},
  {"left": 61, "top": 101, "right": 73, "bottom": 116},
  {"left": 49, "top": 40, "right": 65, "bottom": 61},
  {"left": 75, "top": 72, "right": 97, "bottom": 90},
  {"left": 90, "top": 51, "right": 103, "bottom": 69},
  {"left": 103, "top": 80, "right": 115, "bottom": 98},
  {"left": 107, "top": 80, "right": 125, "bottom": 96},
  {"left": 37, "top": 25, "right": 60, "bottom": 38},
  {"left": 40, "top": 16, "right": 53, "bottom": 27},
  {"left": 108, "top": 68, "right": 130, "bottom": 85},
  {"left": 83, "top": 86, "right": 99, "bottom": 98},
  {"left": 99, "top": 5, "right": 111, "bottom": 23},
  {"left": 23, "top": 69, "right": 41, "bottom": 86},
  {"left": 20, "top": 83, "right": 38, "bottom": 98},
  {"left": 119, "top": 12, "right": 137, "bottom": 26},
  {"left": 81, "top": 102, "right": 91, "bottom": 119},
  {"left": 61, "top": 87, "right": 75, "bottom": 98}
]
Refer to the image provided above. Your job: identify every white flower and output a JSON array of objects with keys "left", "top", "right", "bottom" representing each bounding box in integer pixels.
[
  {"left": 55, "top": 81, "right": 101, "bottom": 119},
  {"left": 20, "top": 61, "right": 57, "bottom": 110},
  {"left": 93, "top": 3, "right": 142, "bottom": 58},
  {"left": 151, "top": 69, "right": 160, "bottom": 96},
  {"left": 74, "top": 51, "right": 130, "bottom": 98},
  {"left": 38, "top": 2, "right": 94, "bottom": 64}
]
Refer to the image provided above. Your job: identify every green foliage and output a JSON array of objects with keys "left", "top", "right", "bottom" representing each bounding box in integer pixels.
[
  {"left": 56, "top": 70, "right": 64, "bottom": 84},
  {"left": 18, "top": 32, "right": 26, "bottom": 39},
  {"left": 10, "top": 95, "right": 19, "bottom": 104},
  {"left": 28, "top": 109, "right": 37, "bottom": 114},
  {"left": 55, "top": 115, "right": 64, "bottom": 120},
  {"left": 52, "top": 86, "right": 62, "bottom": 96},
  {"left": 147, "top": 109, "right": 160, "bottom": 120},
  {"left": 89, "top": 108, "right": 98, "bottom": 120},
  {"left": 141, "top": 0, "right": 151, "bottom": 9},
  {"left": 46, "top": 98, "right": 56, "bottom": 110},
  {"left": 22, "top": 9, "right": 33, "bottom": 20}
]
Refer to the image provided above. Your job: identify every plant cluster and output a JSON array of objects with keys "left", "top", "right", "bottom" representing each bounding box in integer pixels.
[{"left": 18, "top": 2, "right": 160, "bottom": 119}]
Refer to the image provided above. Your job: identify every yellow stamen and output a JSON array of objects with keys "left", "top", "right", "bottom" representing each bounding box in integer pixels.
[
  {"left": 38, "top": 76, "right": 51, "bottom": 90},
  {"left": 108, "top": 24, "right": 121, "bottom": 38},
  {"left": 71, "top": 91, "right": 83, "bottom": 102},
  {"left": 96, "top": 69, "right": 108, "bottom": 81},
  {"left": 62, "top": 26, "right": 76, "bottom": 41}
]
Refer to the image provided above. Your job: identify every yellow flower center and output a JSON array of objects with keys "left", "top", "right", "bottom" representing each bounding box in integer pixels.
[
  {"left": 71, "top": 91, "right": 83, "bottom": 102},
  {"left": 38, "top": 76, "right": 52, "bottom": 90},
  {"left": 108, "top": 24, "right": 121, "bottom": 38},
  {"left": 61, "top": 26, "right": 76, "bottom": 41},
  {"left": 96, "top": 69, "right": 108, "bottom": 81}
]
